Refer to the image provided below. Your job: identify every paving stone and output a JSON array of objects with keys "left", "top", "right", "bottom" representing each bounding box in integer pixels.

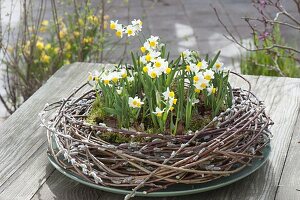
[
  {"left": 147, "top": 13, "right": 192, "bottom": 31},
  {"left": 144, "top": 2, "right": 185, "bottom": 17}
]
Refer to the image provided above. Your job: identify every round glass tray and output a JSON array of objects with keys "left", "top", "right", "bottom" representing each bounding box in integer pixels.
[{"left": 48, "top": 144, "right": 270, "bottom": 197}]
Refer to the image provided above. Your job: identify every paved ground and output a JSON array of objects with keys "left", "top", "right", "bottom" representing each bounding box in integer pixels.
[{"left": 0, "top": 0, "right": 299, "bottom": 122}]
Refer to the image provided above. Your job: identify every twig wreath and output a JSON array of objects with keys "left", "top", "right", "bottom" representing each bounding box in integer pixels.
[{"left": 40, "top": 19, "right": 273, "bottom": 199}]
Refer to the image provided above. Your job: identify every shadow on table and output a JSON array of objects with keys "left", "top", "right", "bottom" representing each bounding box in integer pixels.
[{"left": 38, "top": 159, "right": 275, "bottom": 200}]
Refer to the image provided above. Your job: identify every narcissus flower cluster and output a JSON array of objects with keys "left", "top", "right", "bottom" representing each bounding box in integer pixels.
[
  {"left": 89, "top": 19, "right": 232, "bottom": 134},
  {"left": 110, "top": 19, "right": 142, "bottom": 38}
]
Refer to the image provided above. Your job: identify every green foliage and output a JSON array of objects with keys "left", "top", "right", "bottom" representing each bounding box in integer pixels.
[
  {"left": 90, "top": 41, "right": 232, "bottom": 135},
  {"left": 1, "top": 0, "right": 115, "bottom": 113},
  {"left": 240, "top": 24, "right": 300, "bottom": 77}
]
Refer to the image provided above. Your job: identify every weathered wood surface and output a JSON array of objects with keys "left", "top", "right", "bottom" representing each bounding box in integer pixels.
[{"left": 0, "top": 62, "right": 300, "bottom": 200}]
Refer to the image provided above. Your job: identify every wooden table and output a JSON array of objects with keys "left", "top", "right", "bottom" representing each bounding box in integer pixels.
[{"left": 0, "top": 63, "right": 299, "bottom": 200}]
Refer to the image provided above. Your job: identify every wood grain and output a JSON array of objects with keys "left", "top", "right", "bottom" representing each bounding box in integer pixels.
[
  {"left": 0, "top": 63, "right": 106, "bottom": 199},
  {"left": 274, "top": 79, "right": 300, "bottom": 200},
  {"left": 1, "top": 62, "right": 300, "bottom": 200}
]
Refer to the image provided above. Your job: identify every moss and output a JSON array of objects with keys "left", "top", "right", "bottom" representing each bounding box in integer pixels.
[
  {"left": 189, "top": 114, "right": 213, "bottom": 131},
  {"left": 99, "top": 132, "right": 131, "bottom": 143},
  {"left": 86, "top": 95, "right": 106, "bottom": 125},
  {"left": 97, "top": 131, "right": 149, "bottom": 144}
]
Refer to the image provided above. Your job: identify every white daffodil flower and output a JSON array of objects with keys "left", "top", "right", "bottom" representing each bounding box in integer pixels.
[
  {"left": 147, "top": 35, "right": 159, "bottom": 49},
  {"left": 110, "top": 20, "right": 119, "bottom": 30},
  {"left": 125, "top": 25, "right": 135, "bottom": 37},
  {"left": 203, "top": 69, "right": 215, "bottom": 81},
  {"left": 110, "top": 71, "right": 121, "bottom": 83},
  {"left": 128, "top": 96, "right": 144, "bottom": 108},
  {"left": 207, "top": 85, "right": 217, "bottom": 95},
  {"left": 144, "top": 50, "right": 161, "bottom": 63},
  {"left": 197, "top": 59, "right": 208, "bottom": 70},
  {"left": 101, "top": 74, "right": 111, "bottom": 85},
  {"left": 120, "top": 68, "right": 127, "bottom": 78},
  {"left": 152, "top": 107, "right": 165, "bottom": 117},
  {"left": 194, "top": 75, "right": 209, "bottom": 91},
  {"left": 193, "top": 72, "right": 204, "bottom": 83},
  {"left": 115, "top": 24, "right": 124, "bottom": 38},
  {"left": 147, "top": 67, "right": 162, "bottom": 78},
  {"left": 213, "top": 60, "right": 224, "bottom": 71},
  {"left": 168, "top": 98, "right": 177, "bottom": 106},
  {"left": 191, "top": 98, "right": 200, "bottom": 105},
  {"left": 189, "top": 63, "right": 200, "bottom": 73},
  {"left": 143, "top": 41, "right": 151, "bottom": 52},
  {"left": 153, "top": 57, "right": 168, "bottom": 74},
  {"left": 162, "top": 87, "right": 175, "bottom": 100},
  {"left": 131, "top": 19, "right": 142, "bottom": 32}
]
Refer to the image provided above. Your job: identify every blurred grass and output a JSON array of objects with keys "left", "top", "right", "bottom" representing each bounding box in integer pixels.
[{"left": 240, "top": 25, "right": 300, "bottom": 78}]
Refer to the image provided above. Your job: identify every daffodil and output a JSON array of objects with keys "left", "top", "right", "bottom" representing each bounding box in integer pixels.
[
  {"left": 131, "top": 19, "right": 142, "bottom": 32},
  {"left": 148, "top": 35, "right": 159, "bottom": 49},
  {"left": 213, "top": 60, "right": 224, "bottom": 71},
  {"left": 115, "top": 24, "right": 124, "bottom": 38},
  {"left": 120, "top": 69, "right": 127, "bottom": 78},
  {"left": 189, "top": 63, "right": 200, "bottom": 73},
  {"left": 141, "top": 51, "right": 161, "bottom": 63},
  {"left": 165, "top": 67, "right": 171, "bottom": 74},
  {"left": 88, "top": 70, "right": 100, "bottom": 81},
  {"left": 110, "top": 20, "right": 118, "bottom": 30},
  {"left": 88, "top": 73, "right": 93, "bottom": 81},
  {"left": 203, "top": 69, "right": 215, "bottom": 81},
  {"left": 193, "top": 72, "right": 203, "bottom": 83},
  {"left": 125, "top": 25, "right": 135, "bottom": 37},
  {"left": 129, "top": 96, "right": 144, "bottom": 108},
  {"left": 168, "top": 98, "right": 177, "bottom": 106},
  {"left": 140, "top": 46, "right": 146, "bottom": 53},
  {"left": 194, "top": 74, "right": 209, "bottom": 91},
  {"left": 162, "top": 87, "right": 175, "bottom": 100},
  {"left": 207, "top": 85, "right": 217, "bottom": 95},
  {"left": 186, "top": 65, "right": 191, "bottom": 72},
  {"left": 191, "top": 98, "right": 199, "bottom": 105},
  {"left": 110, "top": 72, "right": 121, "bottom": 83},
  {"left": 101, "top": 75, "right": 111, "bottom": 85},
  {"left": 142, "top": 41, "right": 151, "bottom": 52},
  {"left": 181, "top": 49, "right": 192, "bottom": 60},
  {"left": 197, "top": 60, "right": 208, "bottom": 70},
  {"left": 148, "top": 67, "right": 159, "bottom": 78},
  {"left": 153, "top": 107, "right": 164, "bottom": 117},
  {"left": 143, "top": 65, "right": 149, "bottom": 73},
  {"left": 154, "top": 57, "right": 168, "bottom": 73}
]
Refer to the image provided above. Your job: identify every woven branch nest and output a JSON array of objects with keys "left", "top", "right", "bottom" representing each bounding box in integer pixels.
[{"left": 41, "top": 79, "right": 273, "bottom": 194}]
